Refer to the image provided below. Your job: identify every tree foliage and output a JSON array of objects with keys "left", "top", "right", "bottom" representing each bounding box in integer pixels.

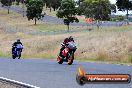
[
  {"left": 116, "top": 0, "right": 132, "bottom": 11},
  {"left": 44, "top": 0, "right": 62, "bottom": 11},
  {"left": 26, "top": 0, "right": 45, "bottom": 25},
  {"left": 1, "top": 0, "right": 12, "bottom": 6},
  {"left": 110, "top": 4, "right": 116, "bottom": 13},
  {"left": 56, "top": 0, "right": 79, "bottom": 32},
  {"left": 25, "top": 0, "right": 30, "bottom": 4},
  {"left": 15, "top": 0, "right": 21, "bottom": 5},
  {"left": 78, "top": 0, "right": 114, "bottom": 21},
  {"left": 116, "top": 0, "right": 132, "bottom": 19},
  {"left": 0, "top": 0, "right": 13, "bottom": 14},
  {"left": 76, "top": 0, "right": 84, "bottom": 6},
  {"left": 10, "top": 0, "right": 24, "bottom": 5},
  {"left": 51, "top": 0, "right": 62, "bottom": 11},
  {"left": 111, "top": 15, "right": 125, "bottom": 21}
]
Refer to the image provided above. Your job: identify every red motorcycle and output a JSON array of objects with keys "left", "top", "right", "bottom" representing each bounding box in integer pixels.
[{"left": 57, "top": 41, "right": 77, "bottom": 65}]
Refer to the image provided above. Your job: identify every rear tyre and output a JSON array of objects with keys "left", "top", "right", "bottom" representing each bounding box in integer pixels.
[
  {"left": 57, "top": 56, "right": 63, "bottom": 64},
  {"left": 68, "top": 54, "right": 74, "bottom": 65},
  {"left": 12, "top": 55, "right": 16, "bottom": 59}
]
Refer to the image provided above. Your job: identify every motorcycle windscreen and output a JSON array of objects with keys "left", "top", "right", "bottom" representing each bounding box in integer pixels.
[
  {"left": 16, "top": 44, "right": 23, "bottom": 49},
  {"left": 62, "top": 48, "right": 69, "bottom": 57},
  {"left": 67, "top": 41, "right": 76, "bottom": 49}
]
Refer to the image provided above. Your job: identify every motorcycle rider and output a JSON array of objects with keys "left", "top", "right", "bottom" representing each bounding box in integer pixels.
[
  {"left": 12, "top": 39, "right": 23, "bottom": 53},
  {"left": 59, "top": 36, "right": 75, "bottom": 56}
]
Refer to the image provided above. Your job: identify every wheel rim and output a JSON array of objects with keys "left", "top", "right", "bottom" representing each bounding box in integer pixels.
[{"left": 68, "top": 55, "right": 72, "bottom": 63}]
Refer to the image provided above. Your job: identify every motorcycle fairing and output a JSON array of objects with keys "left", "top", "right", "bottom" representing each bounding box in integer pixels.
[{"left": 62, "top": 48, "right": 69, "bottom": 57}]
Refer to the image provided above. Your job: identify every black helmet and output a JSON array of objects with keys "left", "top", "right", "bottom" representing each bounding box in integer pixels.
[
  {"left": 17, "top": 38, "right": 20, "bottom": 42},
  {"left": 69, "top": 36, "right": 73, "bottom": 41},
  {"left": 65, "top": 38, "right": 69, "bottom": 40}
]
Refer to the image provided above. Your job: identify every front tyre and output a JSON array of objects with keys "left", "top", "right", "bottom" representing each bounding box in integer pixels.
[
  {"left": 57, "top": 56, "right": 63, "bottom": 64},
  {"left": 68, "top": 54, "right": 74, "bottom": 65},
  {"left": 18, "top": 53, "right": 21, "bottom": 59},
  {"left": 18, "top": 50, "right": 21, "bottom": 59}
]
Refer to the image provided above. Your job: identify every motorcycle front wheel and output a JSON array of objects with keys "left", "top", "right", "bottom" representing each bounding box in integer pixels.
[
  {"left": 57, "top": 56, "right": 63, "bottom": 64},
  {"left": 68, "top": 54, "right": 74, "bottom": 65}
]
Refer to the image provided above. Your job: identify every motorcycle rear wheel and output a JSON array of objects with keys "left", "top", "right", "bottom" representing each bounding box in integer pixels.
[
  {"left": 12, "top": 55, "right": 16, "bottom": 59},
  {"left": 57, "top": 56, "right": 63, "bottom": 64}
]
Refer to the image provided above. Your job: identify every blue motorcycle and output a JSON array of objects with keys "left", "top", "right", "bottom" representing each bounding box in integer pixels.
[{"left": 12, "top": 44, "right": 23, "bottom": 59}]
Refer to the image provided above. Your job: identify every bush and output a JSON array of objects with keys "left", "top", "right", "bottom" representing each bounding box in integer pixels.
[
  {"left": 129, "top": 55, "right": 132, "bottom": 63},
  {"left": 110, "top": 15, "right": 125, "bottom": 21}
]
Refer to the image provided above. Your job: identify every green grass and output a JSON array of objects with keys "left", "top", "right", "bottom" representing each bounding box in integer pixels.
[
  {"left": 36, "top": 23, "right": 67, "bottom": 32},
  {"left": 83, "top": 21, "right": 132, "bottom": 33},
  {"left": 77, "top": 57, "right": 132, "bottom": 65},
  {"left": 128, "top": 55, "right": 132, "bottom": 63},
  {"left": 0, "top": 52, "right": 10, "bottom": 58},
  {"left": 91, "top": 25, "right": 132, "bottom": 32}
]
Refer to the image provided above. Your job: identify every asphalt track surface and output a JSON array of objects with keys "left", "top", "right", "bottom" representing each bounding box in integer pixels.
[{"left": 0, "top": 58, "right": 131, "bottom": 88}]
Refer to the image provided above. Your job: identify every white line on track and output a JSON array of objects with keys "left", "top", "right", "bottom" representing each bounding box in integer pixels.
[{"left": 0, "top": 77, "right": 40, "bottom": 88}]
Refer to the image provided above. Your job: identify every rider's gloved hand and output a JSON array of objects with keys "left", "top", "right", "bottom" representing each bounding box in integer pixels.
[
  {"left": 12, "top": 46, "right": 15, "bottom": 48},
  {"left": 61, "top": 43, "right": 65, "bottom": 46}
]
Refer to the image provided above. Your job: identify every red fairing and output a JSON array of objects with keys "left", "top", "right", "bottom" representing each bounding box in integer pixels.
[{"left": 62, "top": 48, "right": 69, "bottom": 57}]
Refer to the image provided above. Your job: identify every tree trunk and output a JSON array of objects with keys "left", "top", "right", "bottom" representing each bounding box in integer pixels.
[
  {"left": 23, "top": 11, "right": 24, "bottom": 17},
  {"left": 126, "top": 9, "right": 129, "bottom": 25},
  {"left": 50, "top": 7, "right": 51, "bottom": 12},
  {"left": 8, "top": 6, "right": 9, "bottom": 14},
  {"left": 46, "top": 5, "right": 48, "bottom": 10},
  {"left": 53, "top": 7, "right": 56, "bottom": 11},
  {"left": 22, "top": 1, "right": 24, "bottom": 17},
  {"left": 97, "top": 20, "right": 100, "bottom": 29},
  {"left": 67, "top": 25, "right": 70, "bottom": 32},
  {"left": 50, "top": 4, "right": 51, "bottom": 12},
  {"left": 97, "top": 25, "right": 99, "bottom": 30},
  {"left": 78, "top": 0, "right": 80, "bottom": 6},
  {"left": 35, "top": 17, "right": 37, "bottom": 25},
  {"left": 126, "top": 9, "right": 128, "bottom": 20}
]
